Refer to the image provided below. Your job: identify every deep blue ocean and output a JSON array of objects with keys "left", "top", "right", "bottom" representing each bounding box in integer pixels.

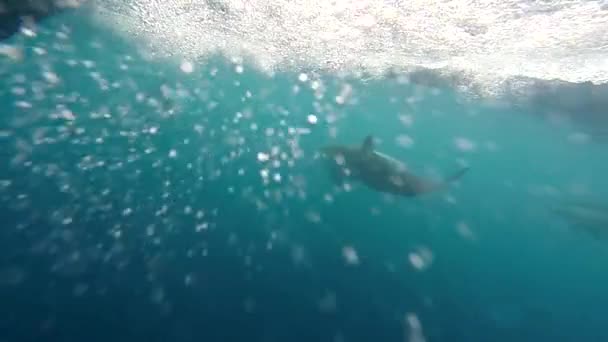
[{"left": 1, "top": 3, "right": 608, "bottom": 342}]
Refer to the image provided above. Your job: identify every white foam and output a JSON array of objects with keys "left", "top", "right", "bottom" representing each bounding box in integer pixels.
[{"left": 91, "top": 0, "right": 608, "bottom": 96}]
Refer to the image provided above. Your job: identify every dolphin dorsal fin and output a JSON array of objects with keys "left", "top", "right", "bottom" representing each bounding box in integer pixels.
[{"left": 361, "top": 135, "right": 374, "bottom": 153}]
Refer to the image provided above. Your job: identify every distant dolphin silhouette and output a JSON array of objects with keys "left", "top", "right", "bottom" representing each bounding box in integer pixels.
[
  {"left": 552, "top": 200, "right": 608, "bottom": 240},
  {"left": 320, "top": 135, "right": 469, "bottom": 197}
]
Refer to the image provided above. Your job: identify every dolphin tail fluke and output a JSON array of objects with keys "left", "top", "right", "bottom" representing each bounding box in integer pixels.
[
  {"left": 418, "top": 166, "right": 470, "bottom": 194},
  {"left": 445, "top": 166, "right": 470, "bottom": 184}
]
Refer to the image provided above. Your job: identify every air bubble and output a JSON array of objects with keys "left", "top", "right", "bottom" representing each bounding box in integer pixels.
[
  {"left": 305, "top": 211, "right": 321, "bottom": 223},
  {"left": 405, "top": 313, "right": 426, "bottom": 342},
  {"left": 307, "top": 114, "right": 318, "bottom": 124},
  {"left": 568, "top": 132, "right": 590, "bottom": 144},
  {"left": 408, "top": 247, "right": 433, "bottom": 271},
  {"left": 43, "top": 71, "right": 60, "bottom": 84},
  {"left": 456, "top": 221, "right": 475, "bottom": 241},
  {"left": 291, "top": 245, "right": 306, "bottom": 265},
  {"left": 399, "top": 114, "right": 414, "bottom": 127},
  {"left": 0, "top": 44, "right": 22, "bottom": 60},
  {"left": 61, "top": 109, "right": 75, "bottom": 120},
  {"left": 21, "top": 27, "right": 36, "bottom": 37},
  {"left": 318, "top": 292, "right": 337, "bottom": 313},
  {"left": 342, "top": 246, "right": 359, "bottom": 265},
  {"left": 396, "top": 134, "right": 414, "bottom": 148},
  {"left": 257, "top": 152, "right": 269, "bottom": 162},
  {"left": 184, "top": 274, "right": 194, "bottom": 286},
  {"left": 15, "top": 101, "right": 32, "bottom": 109},
  {"left": 454, "top": 137, "right": 476, "bottom": 152},
  {"left": 180, "top": 61, "right": 194, "bottom": 73},
  {"left": 73, "top": 283, "right": 89, "bottom": 296},
  {"left": 151, "top": 287, "right": 165, "bottom": 303}
]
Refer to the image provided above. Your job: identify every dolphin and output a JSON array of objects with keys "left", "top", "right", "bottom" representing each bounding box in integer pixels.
[
  {"left": 320, "top": 135, "right": 469, "bottom": 197},
  {"left": 552, "top": 200, "right": 608, "bottom": 240}
]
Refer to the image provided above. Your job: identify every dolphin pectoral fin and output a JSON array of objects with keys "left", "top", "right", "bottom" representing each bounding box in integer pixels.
[{"left": 445, "top": 166, "right": 470, "bottom": 183}]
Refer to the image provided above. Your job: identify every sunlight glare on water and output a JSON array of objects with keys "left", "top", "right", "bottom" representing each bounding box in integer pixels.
[{"left": 92, "top": 0, "right": 608, "bottom": 97}]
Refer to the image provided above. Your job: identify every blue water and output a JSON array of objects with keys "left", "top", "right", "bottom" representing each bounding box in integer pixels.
[{"left": 1, "top": 7, "right": 608, "bottom": 342}]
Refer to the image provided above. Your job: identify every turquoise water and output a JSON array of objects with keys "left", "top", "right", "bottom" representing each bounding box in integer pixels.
[{"left": 1, "top": 6, "right": 608, "bottom": 342}]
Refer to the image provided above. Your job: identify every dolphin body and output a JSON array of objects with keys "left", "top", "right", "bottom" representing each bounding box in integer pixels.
[{"left": 320, "top": 135, "right": 469, "bottom": 197}]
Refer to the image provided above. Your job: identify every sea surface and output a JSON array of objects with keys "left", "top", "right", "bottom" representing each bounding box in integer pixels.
[{"left": 1, "top": 1, "right": 607, "bottom": 341}]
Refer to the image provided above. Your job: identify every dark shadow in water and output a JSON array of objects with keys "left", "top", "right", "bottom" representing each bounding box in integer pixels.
[{"left": 0, "top": 0, "right": 74, "bottom": 40}]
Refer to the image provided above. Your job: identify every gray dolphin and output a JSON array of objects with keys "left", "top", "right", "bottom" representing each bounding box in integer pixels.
[
  {"left": 320, "top": 135, "right": 469, "bottom": 197},
  {"left": 552, "top": 201, "right": 608, "bottom": 239}
]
